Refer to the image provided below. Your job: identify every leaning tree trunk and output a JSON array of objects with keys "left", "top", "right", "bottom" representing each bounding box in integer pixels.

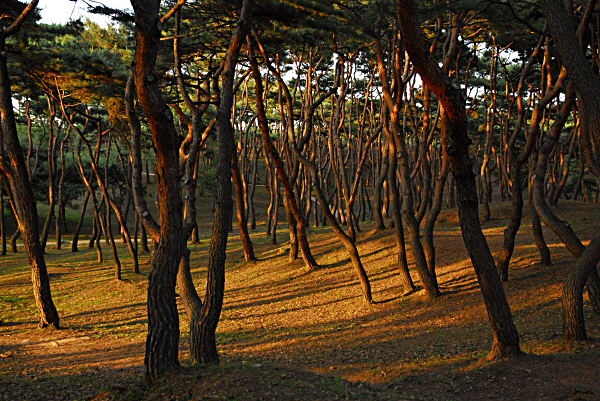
[
  {"left": 0, "top": 179, "right": 5, "bottom": 256},
  {"left": 372, "top": 153, "right": 388, "bottom": 230},
  {"left": 130, "top": 0, "right": 187, "bottom": 380},
  {"left": 386, "top": 136, "right": 415, "bottom": 295},
  {"left": 55, "top": 130, "right": 69, "bottom": 250},
  {"left": 191, "top": 0, "right": 255, "bottom": 363},
  {"left": 0, "top": 0, "right": 59, "bottom": 328},
  {"left": 295, "top": 147, "right": 373, "bottom": 303},
  {"left": 40, "top": 103, "right": 58, "bottom": 251},
  {"left": 71, "top": 192, "right": 90, "bottom": 252},
  {"left": 423, "top": 137, "right": 450, "bottom": 277},
  {"left": 254, "top": 34, "right": 318, "bottom": 269},
  {"left": 10, "top": 228, "right": 19, "bottom": 253},
  {"left": 399, "top": 0, "right": 521, "bottom": 359},
  {"left": 540, "top": 0, "right": 600, "bottom": 339},
  {"left": 232, "top": 148, "right": 256, "bottom": 262},
  {"left": 496, "top": 38, "right": 542, "bottom": 281},
  {"left": 562, "top": 228, "right": 600, "bottom": 340}
]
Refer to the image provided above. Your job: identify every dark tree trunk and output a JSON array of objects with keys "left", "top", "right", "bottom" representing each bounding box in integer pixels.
[
  {"left": 265, "top": 150, "right": 275, "bottom": 237},
  {"left": 562, "top": 228, "right": 600, "bottom": 340},
  {"left": 41, "top": 105, "right": 58, "bottom": 252},
  {"left": 252, "top": 85, "right": 318, "bottom": 267},
  {"left": 0, "top": 178, "right": 5, "bottom": 256},
  {"left": 248, "top": 138, "right": 260, "bottom": 230},
  {"left": 369, "top": 32, "right": 434, "bottom": 298},
  {"left": 232, "top": 148, "right": 256, "bottom": 262},
  {"left": 254, "top": 34, "right": 318, "bottom": 270},
  {"left": 496, "top": 39, "right": 542, "bottom": 281},
  {"left": 372, "top": 156, "right": 387, "bottom": 230},
  {"left": 71, "top": 190, "right": 89, "bottom": 253},
  {"left": 140, "top": 220, "right": 150, "bottom": 253},
  {"left": 10, "top": 227, "right": 19, "bottom": 253},
  {"left": 540, "top": 0, "right": 600, "bottom": 339},
  {"left": 386, "top": 139, "right": 415, "bottom": 295},
  {"left": 296, "top": 150, "right": 373, "bottom": 303},
  {"left": 55, "top": 131, "right": 69, "bottom": 250},
  {"left": 271, "top": 173, "right": 279, "bottom": 245},
  {"left": 0, "top": 0, "right": 59, "bottom": 328},
  {"left": 106, "top": 193, "right": 122, "bottom": 280},
  {"left": 497, "top": 152, "right": 524, "bottom": 282},
  {"left": 191, "top": 0, "right": 255, "bottom": 363},
  {"left": 130, "top": 0, "right": 187, "bottom": 380},
  {"left": 423, "top": 138, "right": 450, "bottom": 277},
  {"left": 284, "top": 201, "right": 299, "bottom": 260},
  {"left": 399, "top": 0, "right": 521, "bottom": 359}
]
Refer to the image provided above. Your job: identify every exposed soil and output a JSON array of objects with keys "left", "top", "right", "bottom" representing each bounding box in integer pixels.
[{"left": 1, "top": 198, "right": 600, "bottom": 400}]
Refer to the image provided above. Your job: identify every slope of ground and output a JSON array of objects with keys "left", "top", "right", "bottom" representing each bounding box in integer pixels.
[{"left": 1, "top": 198, "right": 599, "bottom": 400}]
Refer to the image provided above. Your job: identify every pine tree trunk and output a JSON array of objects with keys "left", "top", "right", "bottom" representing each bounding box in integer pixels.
[
  {"left": 11, "top": 228, "right": 19, "bottom": 254},
  {"left": 387, "top": 140, "right": 415, "bottom": 295},
  {"left": 0, "top": 179, "right": 6, "bottom": 256},
  {"left": 130, "top": 0, "right": 187, "bottom": 380},
  {"left": 193, "top": 0, "right": 255, "bottom": 363},
  {"left": 232, "top": 149, "right": 256, "bottom": 262},
  {"left": 0, "top": 8, "right": 60, "bottom": 327},
  {"left": 399, "top": 0, "right": 521, "bottom": 358}
]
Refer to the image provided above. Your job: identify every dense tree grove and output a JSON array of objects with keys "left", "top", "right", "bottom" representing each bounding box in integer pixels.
[{"left": 2, "top": 0, "right": 600, "bottom": 380}]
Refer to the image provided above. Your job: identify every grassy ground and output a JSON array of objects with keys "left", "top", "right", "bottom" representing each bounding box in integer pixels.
[{"left": 1, "top": 193, "right": 600, "bottom": 400}]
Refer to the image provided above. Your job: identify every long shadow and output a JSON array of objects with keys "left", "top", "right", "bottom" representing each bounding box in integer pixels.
[
  {"left": 61, "top": 302, "right": 146, "bottom": 319},
  {"left": 372, "top": 288, "right": 420, "bottom": 304},
  {"left": 224, "top": 277, "right": 360, "bottom": 312},
  {"left": 0, "top": 319, "right": 38, "bottom": 336},
  {"left": 317, "top": 258, "right": 351, "bottom": 269}
]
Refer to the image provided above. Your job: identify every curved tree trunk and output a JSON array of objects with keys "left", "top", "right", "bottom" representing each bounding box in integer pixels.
[
  {"left": 293, "top": 145, "right": 373, "bottom": 303},
  {"left": 0, "top": 179, "right": 5, "bottom": 256},
  {"left": 192, "top": 0, "right": 255, "bottom": 363},
  {"left": 254, "top": 34, "right": 318, "bottom": 270},
  {"left": 232, "top": 148, "right": 256, "bottom": 262},
  {"left": 55, "top": 130, "right": 69, "bottom": 250},
  {"left": 399, "top": 0, "right": 521, "bottom": 359},
  {"left": 176, "top": 247, "right": 203, "bottom": 347},
  {"left": 41, "top": 103, "right": 58, "bottom": 252},
  {"left": 540, "top": 0, "right": 600, "bottom": 339},
  {"left": 372, "top": 156, "right": 388, "bottom": 230},
  {"left": 10, "top": 227, "right": 19, "bottom": 253},
  {"left": 0, "top": 0, "right": 59, "bottom": 328},
  {"left": 71, "top": 188, "right": 88, "bottom": 253},
  {"left": 423, "top": 139, "right": 450, "bottom": 277},
  {"left": 562, "top": 228, "right": 600, "bottom": 340},
  {"left": 271, "top": 174, "right": 279, "bottom": 245},
  {"left": 386, "top": 138, "right": 415, "bottom": 295},
  {"left": 130, "top": 0, "right": 187, "bottom": 380}
]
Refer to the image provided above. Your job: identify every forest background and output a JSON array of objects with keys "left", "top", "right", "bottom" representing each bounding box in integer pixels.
[{"left": 1, "top": 0, "right": 600, "bottom": 400}]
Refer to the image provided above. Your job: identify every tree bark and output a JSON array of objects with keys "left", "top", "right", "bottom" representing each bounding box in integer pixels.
[
  {"left": 0, "top": 178, "right": 5, "bottom": 256},
  {"left": 540, "top": 0, "right": 600, "bottom": 339},
  {"left": 191, "top": 0, "right": 255, "bottom": 364},
  {"left": 130, "top": 0, "right": 185, "bottom": 380},
  {"left": 232, "top": 148, "right": 256, "bottom": 262},
  {"left": 398, "top": 0, "right": 521, "bottom": 359},
  {"left": 294, "top": 147, "right": 373, "bottom": 303},
  {"left": 0, "top": 0, "right": 59, "bottom": 329},
  {"left": 497, "top": 38, "right": 544, "bottom": 280},
  {"left": 254, "top": 35, "right": 318, "bottom": 269}
]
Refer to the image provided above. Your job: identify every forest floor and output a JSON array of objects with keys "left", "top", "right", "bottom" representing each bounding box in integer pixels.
[{"left": 1, "top": 197, "right": 600, "bottom": 400}]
